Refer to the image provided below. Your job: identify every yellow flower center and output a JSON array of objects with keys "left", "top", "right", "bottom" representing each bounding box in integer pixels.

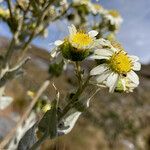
[
  {"left": 70, "top": 32, "right": 93, "bottom": 49},
  {"left": 108, "top": 10, "right": 120, "bottom": 18},
  {"left": 93, "top": 4, "right": 102, "bottom": 10},
  {"left": 109, "top": 51, "right": 132, "bottom": 74},
  {"left": 0, "top": 8, "right": 10, "bottom": 18},
  {"left": 82, "top": 0, "right": 89, "bottom": 4}
]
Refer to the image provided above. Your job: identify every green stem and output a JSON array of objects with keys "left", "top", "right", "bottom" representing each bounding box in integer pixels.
[
  {"left": 6, "top": 0, "right": 13, "bottom": 22},
  {"left": 58, "top": 75, "right": 91, "bottom": 121},
  {"left": 30, "top": 75, "right": 91, "bottom": 149},
  {"left": 30, "top": 133, "right": 48, "bottom": 150},
  {"left": 75, "top": 61, "right": 82, "bottom": 88},
  {"left": 18, "top": 0, "right": 56, "bottom": 61}
]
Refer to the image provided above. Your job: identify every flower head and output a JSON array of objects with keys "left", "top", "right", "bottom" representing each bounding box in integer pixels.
[
  {"left": 52, "top": 24, "right": 99, "bottom": 61},
  {"left": 73, "top": 0, "right": 89, "bottom": 5},
  {"left": 87, "top": 2, "right": 105, "bottom": 15},
  {"left": 103, "top": 9, "right": 123, "bottom": 30},
  {"left": 0, "top": 8, "right": 10, "bottom": 19},
  {"left": 90, "top": 39, "right": 141, "bottom": 92}
]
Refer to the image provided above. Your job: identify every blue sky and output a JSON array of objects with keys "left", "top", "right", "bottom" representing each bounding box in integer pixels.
[{"left": 0, "top": 0, "right": 150, "bottom": 64}]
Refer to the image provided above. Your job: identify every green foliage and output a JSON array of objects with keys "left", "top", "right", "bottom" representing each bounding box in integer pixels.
[
  {"left": 0, "top": 0, "right": 141, "bottom": 150},
  {"left": 38, "top": 99, "right": 58, "bottom": 139},
  {"left": 49, "top": 61, "right": 64, "bottom": 77}
]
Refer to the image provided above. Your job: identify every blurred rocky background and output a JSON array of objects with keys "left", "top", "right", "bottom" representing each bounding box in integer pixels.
[{"left": 0, "top": 37, "right": 150, "bottom": 150}]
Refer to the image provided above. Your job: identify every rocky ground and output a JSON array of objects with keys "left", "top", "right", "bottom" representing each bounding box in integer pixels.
[{"left": 0, "top": 37, "right": 150, "bottom": 150}]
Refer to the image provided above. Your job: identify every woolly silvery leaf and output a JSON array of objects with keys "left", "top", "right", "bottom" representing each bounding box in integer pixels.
[
  {"left": 58, "top": 110, "right": 81, "bottom": 135},
  {"left": 0, "top": 96, "right": 13, "bottom": 110},
  {"left": 18, "top": 124, "right": 37, "bottom": 150},
  {"left": 9, "top": 112, "right": 36, "bottom": 149}
]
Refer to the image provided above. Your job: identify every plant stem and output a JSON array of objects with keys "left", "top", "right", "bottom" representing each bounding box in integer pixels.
[
  {"left": 75, "top": 62, "right": 82, "bottom": 88},
  {"left": 30, "top": 75, "right": 91, "bottom": 149},
  {"left": 18, "top": 0, "right": 56, "bottom": 61},
  {"left": 30, "top": 133, "right": 49, "bottom": 150},
  {"left": 86, "top": 88, "right": 101, "bottom": 107},
  {"left": 4, "top": 17, "right": 23, "bottom": 67},
  {"left": 6, "top": 0, "right": 13, "bottom": 22},
  {"left": 58, "top": 75, "right": 91, "bottom": 121},
  {"left": 30, "top": 76, "right": 91, "bottom": 150}
]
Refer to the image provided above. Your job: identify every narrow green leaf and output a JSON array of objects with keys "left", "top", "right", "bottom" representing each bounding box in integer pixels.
[{"left": 38, "top": 99, "right": 58, "bottom": 139}]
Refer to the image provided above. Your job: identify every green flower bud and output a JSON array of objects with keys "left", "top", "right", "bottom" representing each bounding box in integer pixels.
[
  {"left": 115, "top": 79, "right": 124, "bottom": 93},
  {"left": 61, "top": 41, "right": 90, "bottom": 61}
]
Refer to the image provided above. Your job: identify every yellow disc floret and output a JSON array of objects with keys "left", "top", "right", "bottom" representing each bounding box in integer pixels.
[
  {"left": 70, "top": 32, "right": 93, "bottom": 50},
  {"left": 93, "top": 4, "right": 103, "bottom": 11},
  {"left": 109, "top": 51, "right": 132, "bottom": 74},
  {"left": 108, "top": 10, "right": 120, "bottom": 18}
]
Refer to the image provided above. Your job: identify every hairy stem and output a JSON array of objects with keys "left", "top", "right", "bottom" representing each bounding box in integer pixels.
[
  {"left": 18, "top": 0, "right": 56, "bottom": 61},
  {"left": 75, "top": 62, "right": 82, "bottom": 88},
  {"left": 30, "top": 133, "right": 48, "bottom": 150},
  {"left": 58, "top": 75, "right": 91, "bottom": 121},
  {"left": 30, "top": 76, "right": 91, "bottom": 150},
  {"left": 4, "top": 17, "right": 23, "bottom": 67},
  {"left": 6, "top": 0, "right": 13, "bottom": 22}
]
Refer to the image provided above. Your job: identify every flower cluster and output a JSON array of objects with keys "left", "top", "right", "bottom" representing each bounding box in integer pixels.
[
  {"left": 0, "top": 8, "right": 10, "bottom": 20},
  {"left": 52, "top": 25, "right": 141, "bottom": 93},
  {"left": 103, "top": 10, "right": 123, "bottom": 31},
  {"left": 70, "top": 0, "right": 123, "bottom": 33},
  {"left": 90, "top": 39, "right": 141, "bottom": 93},
  {"left": 73, "top": 0, "right": 105, "bottom": 15}
]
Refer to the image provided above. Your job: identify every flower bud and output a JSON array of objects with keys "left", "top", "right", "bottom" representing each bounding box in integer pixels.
[{"left": 60, "top": 40, "right": 90, "bottom": 61}]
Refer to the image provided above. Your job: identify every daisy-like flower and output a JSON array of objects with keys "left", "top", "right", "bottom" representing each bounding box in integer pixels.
[
  {"left": 0, "top": 8, "right": 10, "bottom": 19},
  {"left": 103, "top": 9, "right": 123, "bottom": 29},
  {"left": 87, "top": 2, "right": 106, "bottom": 15},
  {"left": 90, "top": 39, "right": 141, "bottom": 93},
  {"left": 52, "top": 24, "right": 99, "bottom": 61}
]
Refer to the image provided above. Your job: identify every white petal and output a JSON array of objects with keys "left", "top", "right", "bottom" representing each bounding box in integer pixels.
[
  {"left": 90, "top": 65, "right": 108, "bottom": 76},
  {"left": 90, "top": 39, "right": 99, "bottom": 48},
  {"left": 89, "top": 55, "right": 109, "bottom": 60},
  {"left": 54, "top": 40, "right": 64, "bottom": 46},
  {"left": 99, "top": 38, "right": 111, "bottom": 46},
  {"left": 50, "top": 47, "right": 58, "bottom": 57},
  {"left": 96, "top": 70, "right": 111, "bottom": 83},
  {"left": 127, "top": 71, "right": 139, "bottom": 85},
  {"left": 94, "top": 49, "right": 113, "bottom": 57},
  {"left": 129, "top": 55, "right": 139, "bottom": 62},
  {"left": 68, "top": 24, "right": 77, "bottom": 35},
  {"left": 132, "top": 62, "right": 141, "bottom": 71},
  {"left": 106, "top": 72, "right": 119, "bottom": 93},
  {"left": 88, "top": 30, "right": 98, "bottom": 37},
  {"left": 51, "top": 51, "right": 57, "bottom": 57},
  {"left": 129, "top": 82, "right": 138, "bottom": 88}
]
